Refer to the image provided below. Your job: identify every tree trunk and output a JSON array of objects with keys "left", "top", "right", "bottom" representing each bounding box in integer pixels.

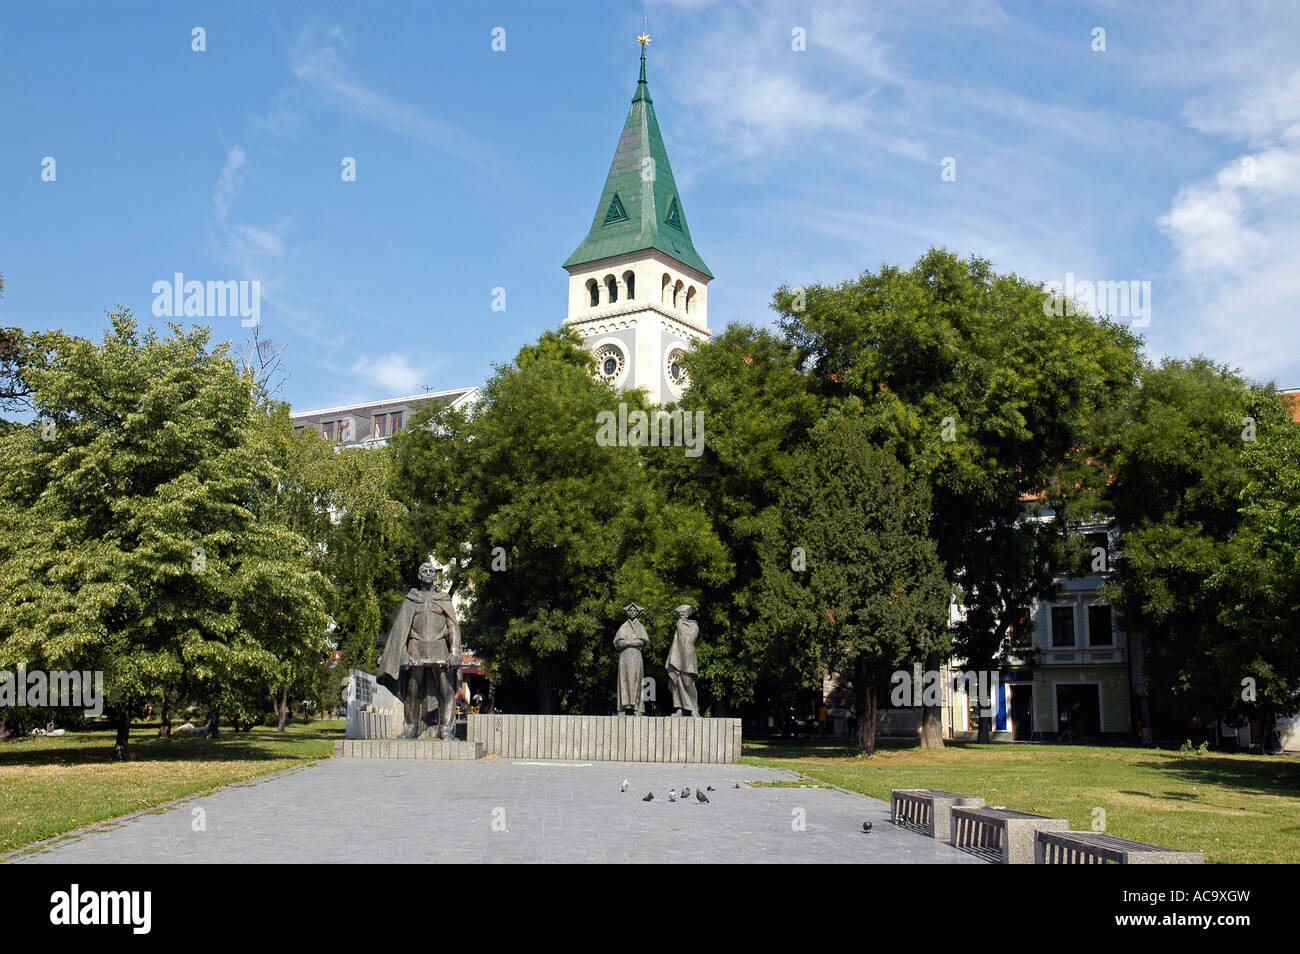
[
  {"left": 277, "top": 686, "right": 289, "bottom": 733},
  {"left": 920, "top": 651, "right": 945, "bottom": 749},
  {"left": 205, "top": 708, "right": 219, "bottom": 739},
  {"left": 158, "top": 695, "right": 172, "bottom": 741},
  {"left": 856, "top": 659, "right": 878, "bottom": 755},
  {"left": 113, "top": 707, "right": 131, "bottom": 761},
  {"left": 537, "top": 671, "right": 554, "bottom": 714}
]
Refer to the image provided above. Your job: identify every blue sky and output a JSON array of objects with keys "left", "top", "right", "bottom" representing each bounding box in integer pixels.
[{"left": 4, "top": 0, "right": 1299, "bottom": 413}]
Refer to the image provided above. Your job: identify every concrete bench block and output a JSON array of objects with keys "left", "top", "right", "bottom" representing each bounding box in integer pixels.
[
  {"left": 1035, "top": 830, "right": 1204, "bottom": 864},
  {"left": 891, "top": 789, "right": 987, "bottom": 840},
  {"left": 951, "top": 806, "right": 1069, "bottom": 864}
]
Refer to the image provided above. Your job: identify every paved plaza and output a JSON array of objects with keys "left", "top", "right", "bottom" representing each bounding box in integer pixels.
[{"left": 10, "top": 758, "right": 984, "bottom": 864}]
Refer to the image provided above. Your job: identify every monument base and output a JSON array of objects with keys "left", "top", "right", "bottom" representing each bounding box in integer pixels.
[
  {"left": 467, "top": 714, "right": 742, "bottom": 763},
  {"left": 333, "top": 739, "right": 485, "bottom": 760}
]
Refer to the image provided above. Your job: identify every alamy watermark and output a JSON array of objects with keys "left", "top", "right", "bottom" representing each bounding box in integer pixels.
[
  {"left": 1042, "top": 273, "right": 1150, "bottom": 328},
  {"left": 0, "top": 665, "right": 104, "bottom": 716},
  {"left": 891, "top": 665, "right": 1000, "bottom": 719},
  {"left": 595, "top": 402, "right": 704, "bottom": 458},
  {"left": 152, "top": 272, "right": 260, "bottom": 327}
]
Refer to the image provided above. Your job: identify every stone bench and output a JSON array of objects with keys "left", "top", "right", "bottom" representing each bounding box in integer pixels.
[
  {"left": 951, "top": 806, "right": 1069, "bottom": 864},
  {"left": 1035, "top": 830, "right": 1204, "bottom": 864},
  {"left": 890, "top": 789, "right": 986, "bottom": 840}
]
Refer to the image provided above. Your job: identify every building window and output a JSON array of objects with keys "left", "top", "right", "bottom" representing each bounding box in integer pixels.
[
  {"left": 662, "top": 273, "right": 672, "bottom": 304},
  {"left": 1087, "top": 604, "right": 1113, "bottom": 646},
  {"left": 592, "top": 342, "right": 627, "bottom": 386},
  {"left": 673, "top": 280, "right": 683, "bottom": 308},
  {"left": 685, "top": 286, "right": 696, "bottom": 315},
  {"left": 1050, "top": 606, "right": 1076, "bottom": 647},
  {"left": 587, "top": 279, "right": 599, "bottom": 308},
  {"left": 321, "top": 419, "right": 349, "bottom": 444},
  {"left": 373, "top": 415, "right": 387, "bottom": 439},
  {"left": 665, "top": 346, "right": 688, "bottom": 394},
  {"left": 390, "top": 411, "right": 403, "bottom": 434},
  {"left": 1083, "top": 531, "right": 1109, "bottom": 575},
  {"left": 606, "top": 275, "right": 618, "bottom": 303},
  {"left": 622, "top": 270, "right": 635, "bottom": 300}
]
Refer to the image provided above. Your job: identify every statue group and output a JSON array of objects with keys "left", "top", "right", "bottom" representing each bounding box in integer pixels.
[
  {"left": 378, "top": 560, "right": 705, "bottom": 734},
  {"left": 614, "top": 602, "right": 700, "bottom": 717}
]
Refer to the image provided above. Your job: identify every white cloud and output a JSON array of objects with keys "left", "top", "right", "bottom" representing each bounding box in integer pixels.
[
  {"left": 288, "top": 22, "right": 495, "bottom": 169},
  {"left": 349, "top": 353, "right": 425, "bottom": 394},
  {"left": 231, "top": 225, "right": 286, "bottom": 259},
  {"left": 1159, "top": 68, "right": 1300, "bottom": 382},
  {"left": 213, "top": 145, "right": 246, "bottom": 225}
]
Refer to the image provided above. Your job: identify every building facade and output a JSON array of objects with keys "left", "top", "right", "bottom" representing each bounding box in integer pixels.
[{"left": 290, "top": 387, "right": 479, "bottom": 449}]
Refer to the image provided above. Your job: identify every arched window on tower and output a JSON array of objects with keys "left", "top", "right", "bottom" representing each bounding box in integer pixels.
[
  {"left": 622, "top": 270, "right": 636, "bottom": 301},
  {"left": 685, "top": 286, "right": 696, "bottom": 316},
  {"left": 673, "top": 280, "right": 684, "bottom": 309},
  {"left": 587, "top": 279, "right": 599, "bottom": 308},
  {"left": 662, "top": 273, "right": 672, "bottom": 304},
  {"left": 605, "top": 275, "right": 618, "bottom": 304}
]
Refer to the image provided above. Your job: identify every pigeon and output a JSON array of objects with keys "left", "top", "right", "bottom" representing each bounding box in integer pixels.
[
  {"left": 621, "top": 779, "right": 629, "bottom": 793},
  {"left": 862, "top": 821, "right": 872, "bottom": 832},
  {"left": 732, "top": 783, "right": 740, "bottom": 789},
  {"left": 706, "top": 785, "right": 715, "bottom": 792},
  {"left": 642, "top": 792, "right": 654, "bottom": 801},
  {"left": 696, "top": 789, "right": 709, "bottom": 804},
  {"left": 681, "top": 787, "right": 691, "bottom": 798},
  {"left": 668, "top": 789, "right": 678, "bottom": 802}
]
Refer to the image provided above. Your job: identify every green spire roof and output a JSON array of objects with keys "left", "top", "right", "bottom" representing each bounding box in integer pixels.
[{"left": 563, "top": 46, "right": 712, "bottom": 279}]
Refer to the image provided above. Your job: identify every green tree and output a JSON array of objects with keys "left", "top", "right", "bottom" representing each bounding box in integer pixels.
[
  {"left": 775, "top": 248, "right": 1143, "bottom": 742},
  {"left": 647, "top": 323, "right": 821, "bottom": 713},
  {"left": 324, "top": 444, "right": 412, "bottom": 679},
  {"left": 756, "top": 414, "right": 951, "bottom": 754},
  {"left": 1103, "top": 357, "right": 1300, "bottom": 742},
  {"left": 0, "top": 310, "right": 328, "bottom": 757},
  {"left": 392, "top": 327, "right": 729, "bottom": 712}
]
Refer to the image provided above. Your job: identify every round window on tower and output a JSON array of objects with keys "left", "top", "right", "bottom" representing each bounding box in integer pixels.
[
  {"left": 665, "top": 346, "right": 689, "bottom": 397},
  {"left": 592, "top": 342, "right": 628, "bottom": 386}
]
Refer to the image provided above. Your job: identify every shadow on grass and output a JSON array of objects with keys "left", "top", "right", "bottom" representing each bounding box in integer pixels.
[
  {"left": 1137, "top": 754, "right": 1300, "bottom": 800},
  {"left": 0, "top": 722, "right": 343, "bottom": 768},
  {"left": 742, "top": 737, "right": 993, "bottom": 760}
]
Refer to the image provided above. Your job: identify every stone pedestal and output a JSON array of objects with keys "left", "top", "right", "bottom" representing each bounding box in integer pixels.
[
  {"left": 333, "top": 739, "right": 485, "bottom": 760},
  {"left": 467, "top": 713, "right": 742, "bottom": 762}
]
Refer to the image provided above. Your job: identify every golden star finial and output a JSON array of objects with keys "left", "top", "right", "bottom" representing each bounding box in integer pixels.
[{"left": 637, "top": 32, "right": 651, "bottom": 46}]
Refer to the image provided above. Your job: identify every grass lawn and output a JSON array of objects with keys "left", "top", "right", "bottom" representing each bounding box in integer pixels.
[
  {"left": 0, "top": 718, "right": 344, "bottom": 853},
  {"left": 743, "top": 738, "right": 1300, "bottom": 864}
]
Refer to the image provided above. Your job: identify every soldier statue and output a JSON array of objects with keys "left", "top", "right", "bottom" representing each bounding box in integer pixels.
[{"left": 377, "top": 560, "right": 462, "bottom": 740}]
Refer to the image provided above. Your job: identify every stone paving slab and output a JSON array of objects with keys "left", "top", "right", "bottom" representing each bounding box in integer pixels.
[{"left": 9, "top": 758, "right": 986, "bottom": 864}]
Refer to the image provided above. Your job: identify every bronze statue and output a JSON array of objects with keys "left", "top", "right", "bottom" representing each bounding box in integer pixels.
[
  {"left": 666, "top": 604, "right": 699, "bottom": 716},
  {"left": 614, "top": 602, "right": 648, "bottom": 715},
  {"left": 377, "top": 560, "right": 462, "bottom": 739}
]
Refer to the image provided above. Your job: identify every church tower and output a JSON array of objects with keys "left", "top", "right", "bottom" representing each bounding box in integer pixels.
[{"left": 563, "top": 34, "right": 712, "bottom": 405}]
